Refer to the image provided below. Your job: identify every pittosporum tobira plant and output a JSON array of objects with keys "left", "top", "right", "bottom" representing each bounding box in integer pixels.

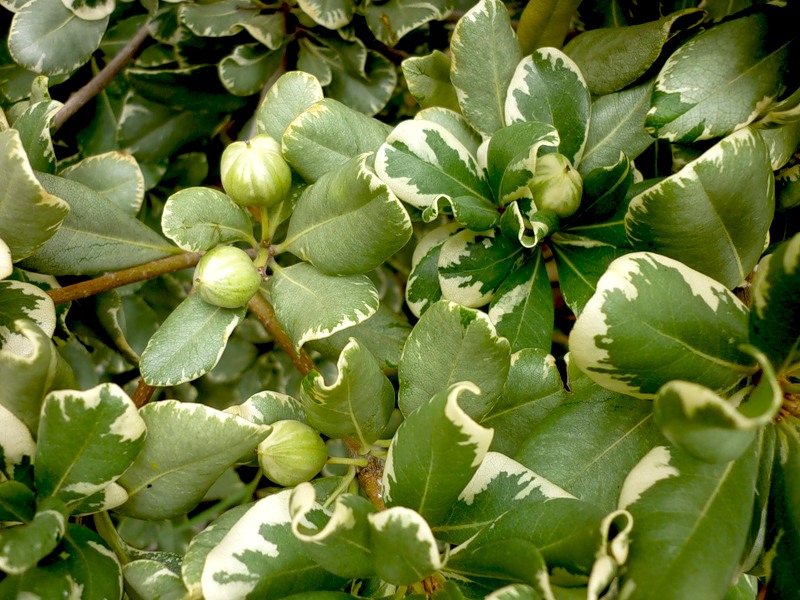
[{"left": 0, "top": 1, "right": 799, "bottom": 599}]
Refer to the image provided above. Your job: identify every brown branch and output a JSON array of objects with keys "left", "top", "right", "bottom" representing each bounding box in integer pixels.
[
  {"left": 53, "top": 21, "right": 152, "bottom": 132},
  {"left": 47, "top": 252, "right": 202, "bottom": 305},
  {"left": 246, "top": 291, "right": 317, "bottom": 376},
  {"left": 132, "top": 378, "right": 156, "bottom": 408},
  {"left": 344, "top": 438, "right": 386, "bottom": 510}
]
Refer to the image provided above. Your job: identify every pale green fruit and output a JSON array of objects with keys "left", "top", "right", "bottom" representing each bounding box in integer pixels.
[
  {"left": 529, "top": 153, "right": 583, "bottom": 217},
  {"left": 194, "top": 246, "right": 262, "bottom": 309},
  {"left": 258, "top": 420, "right": 328, "bottom": 487},
  {"left": 220, "top": 134, "right": 292, "bottom": 208}
]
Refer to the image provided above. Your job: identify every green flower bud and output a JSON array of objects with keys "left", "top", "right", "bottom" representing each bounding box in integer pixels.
[
  {"left": 258, "top": 420, "right": 328, "bottom": 487},
  {"left": 194, "top": 246, "right": 262, "bottom": 309},
  {"left": 529, "top": 153, "right": 583, "bottom": 218},
  {"left": 220, "top": 134, "right": 292, "bottom": 208}
]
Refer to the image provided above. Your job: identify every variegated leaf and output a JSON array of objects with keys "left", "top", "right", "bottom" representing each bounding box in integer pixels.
[
  {"left": 399, "top": 300, "right": 510, "bottom": 418},
  {"left": 0, "top": 280, "right": 56, "bottom": 350},
  {"left": 402, "top": 50, "right": 460, "bottom": 111},
  {"left": 416, "top": 107, "right": 483, "bottom": 156},
  {"left": 289, "top": 483, "right": 377, "bottom": 578},
  {"left": 281, "top": 153, "right": 412, "bottom": 275},
  {"left": 219, "top": 44, "right": 283, "bottom": 97},
  {"left": 405, "top": 222, "right": 460, "bottom": 318},
  {"left": 123, "top": 559, "right": 189, "bottom": 600},
  {"left": 376, "top": 118, "right": 492, "bottom": 213},
  {"left": 116, "top": 401, "right": 269, "bottom": 520},
  {"left": 0, "top": 405, "right": 35, "bottom": 483},
  {"left": 438, "top": 229, "right": 525, "bottom": 308},
  {"left": 384, "top": 382, "right": 493, "bottom": 525},
  {"left": 62, "top": 0, "right": 115, "bottom": 20},
  {"left": 625, "top": 127, "right": 773, "bottom": 289},
  {"left": 570, "top": 252, "right": 756, "bottom": 398},
  {"left": 282, "top": 98, "right": 391, "bottom": 182},
  {"left": 0, "top": 239, "right": 11, "bottom": 280},
  {"left": 504, "top": 48, "right": 591, "bottom": 165},
  {"left": 61, "top": 151, "right": 145, "bottom": 216},
  {"left": 201, "top": 488, "right": 346, "bottom": 599},
  {"left": 487, "top": 250, "right": 553, "bottom": 352},
  {"left": 11, "top": 96, "right": 61, "bottom": 174},
  {"left": 180, "top": 0, "right": 259, "bottom": 37},
  {"left": 257, "top": 71, "right": 324, "bottom": 143},
  {"left": 139, "top": 293, "right": 246, "bottom": 387},
  {"left": 0, "top": 497, "right": 66, "bottom": 574},
  {"left": 434, "top": 451, "right": 574, "bottom": 545},
  {"left": 450, "top": 0, "right": 522, "bottom": 135},
  {"left": 365, "top": 0, "right": 452, "bottom": 46},
  {"left": 749, "top": 233, "right": 800, "bottom": 373},
  {"left": 297, "top": 0, "right": 356, "bottom": 29},
  {"left": 266, "top": 262, "right": 379, "bottom": 351},
  {"left": 0, "top": 129, "right": 69, "bottom": 262},
  {"left": 35, "top": 383, "right": 146, "bottom": 509},
  {"left": 300, "top": 338, "right": 394, "bottom": 445},
  {"left": 618, "top": 444, "right": 758, "bottom": 600},
  {"left": 225, "top": 391, "right": 307, "bottom": 426},
  {"left": 368, "top": 506, "right": 443, "bottom": 586},
  {"left": 646, "top": 9, "right": 795, "bottom": 143}
]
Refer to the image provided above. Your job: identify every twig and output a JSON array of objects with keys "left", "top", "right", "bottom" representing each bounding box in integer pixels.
[
  {"left": 53, "top": 21, "right": 152, "bottom": 132},
  {"left": 47, "top": 252, "right": 202, "bottom": 305},
  {"left": 132, "top": 378, "right": 156, "bottom": 408}
]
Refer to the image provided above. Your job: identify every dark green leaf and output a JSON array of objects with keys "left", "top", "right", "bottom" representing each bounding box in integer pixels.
[{"left": 0, "top": 497, "right": 66, "bottom": 574}]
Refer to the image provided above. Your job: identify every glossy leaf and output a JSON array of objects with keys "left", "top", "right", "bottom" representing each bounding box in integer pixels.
[
  {"left": 201, "top": 488, "right": 346, "bottom": 599},
  {"left": 384, "top": 382, "right": 493, "bottom": 526},
  {"left": 450, "top": 0, "right": 522, "bottom": 135},
  {"left": 48, "top": 525, "right": 122, "bottom": 600},
  {"left": 618, "top": 444, "right": 759, "bottom": 600},
  {"left": 405, "top": 222, "right": 460, "bottom": 317},
  {"left": 225, "top": 391, "right": 307, "bottom": 426},
  {"left": 398, "top": 300, "right": 511, "bottom": 418},
  {"left": 300, "top": 338, "right": 394, "bottom": 445},
  {"left": 123, "top": 559, "right": 189, "bottom": 600},
  {"left": 140, "top": 293, "right": 246, "bottom": 387},
  {"left": 63, "top": 0, "right": 115, "bottom": 19},
  {"left": 266, "top": 263, "right": 379, "bottom": 351},
  {"left": 416, "top": 107, "right": 483, "bottom": 157},
  {"left": 22, "top": 173, "right": 178, "bottom": 275},
  {"left": 646, "top": 9, "right": 795, "bottom": 142},
  {"left": 162, "top": 187, "right": 256, "bottom": 252},
  {"left": 0, "top": 239, "right": 10, "bottom": 280},
  {"left": 564, "top": 9, "right": 704, "bottom": 95},
  {"left": 61, "top": 151, "right": 145, "bottom": 216},
  {"left": 8, "top": 0, "right": 108, "bottom": 75},
  {"left": 219, "top": 44, "right": 283, "bottom": 97},
  {"left": 375, "top": 118, "right": 492, "bottom": 213},
  {"left": 402, "top": 50, "right": 460, "bottom": 111},
  {"left": 580, "top": 80, "right": 655, "bottom": 175},
  {"left": 505, "top": 48, "right": 591, "bottom": 165},
  {"left": 0, "top": 319, "right": 58, "bottom": 433},
  {"left": 516, "top": 0, "right": 581, "bottom": 52},
  {"left": 11, "top": 96, "right": 61, "bottom": 174},
  {"left": 282, "top": 98, "right": 391, "bottom": 182},
  {"left": 257, "top": 71, "right": 324, "bottom": 143},
  {"left": 126, "top": 65, "right": 246, "bottom": 114},
  {"left": 749, "top": 233, "right": 800, "bottom": 373},
  {"left": 282, "top": 153, "right": 412, "bottom": 275},
  {"left": 365, "top": 0, "right": 452, "bottom": 46},
  {"left": 368, "top": 506, "right": 442, "bottom": 586},
  {"left": 482, "top": 348, "right": 568, "bottom": 457},
  {"left": 0, "top": 480, "right": 35, "bottom": 523},
  {"left": 487, "top": 251, "right": 554, "bottom": 352},
  {"left": 290, "top": 483, "right": 377, "bottom": 578},
  {"left": 180, "top": 0, "right": 260, "bottom": 37},
  {"left": 515, "top": 359, "right": 664, "bottom": 511},
  {"left": 435, "top": 451, "right": 574, "bottom": 545},
  {"left": 0, "top": 405, "right": 35, "bottom": 484},
  {"left": 35, "top": 383, "right": 146, "bottom": 509},
  {"left": 625, "top": 127, "right": 774, "bottom": 289},
  {"left": 297, "top": 0, "right": 356, "bottom": 29},
  {"left": 570, "top": 252, "right": 756, "bottom": 399},
  {"left": 438, "top": 229, "right": 525, "bottom": 308},
  {"left": 0, "top": 280, "right": 56, "bottom": 349},
  {"left": 0, "top": 129, "right": 69, "bottom": 262},
  {"left": 0, "top": 497, "right": 66, "bottom": 574},
  {"left": 116, "top": 400, "right": 269, "bottom": 520}
]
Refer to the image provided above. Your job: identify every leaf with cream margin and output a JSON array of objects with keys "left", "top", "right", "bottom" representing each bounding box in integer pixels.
[
  {"left": 749, "top": 232, "right": 800, "bottom": 374},
  {"left": 625, "top": 127, "right": 774, "bottom": 289},
  {"left": 123, "top": 559, "right": 189, "bottom": 600},
  {"left": 405, "top": 222, "right": 460, "bottom": 318},
  {"left": 434, "top": 451, "right": 575, "bottom": 545},
  {"left": 34, "top": 383, "right": 146, "bottom": 510},
  {"left": 0, "top": 129, "right": 69, "bottom": 262},
  {"left": 266, "top": 262, "right": 379, "bottom": 352},
  {"left": 504, "top": 47, "right": 590, "bottom": 165},
  {"left": 450, "top": 0, "right": 521, "bottom": 135},
  {"left": 116, "top": 401, "right": 269, "bottom": 520},
  {"left": 645, "top": 9, "right": 796, "bottom": 143},
  {"left": 0, "top": 497, "right": 66, "bottom": 574},
  {"left": 140, "top": 293, "right": 246, "bottom": 386},
  {"left": 289, "top": 482, "right": 377, "bottom": 579},
  {"left": 569, "top": 252, "right": 756, "bottom": 399},
  {"left": 300, "top": 338, "right": 394, "bottom": 446},
  {"left": 0, "top": 238, "right": 11, "bottom": 280},
  {"left": 256, "top": 71, "right": 324, "bottom": 143},
  {"left": 60, "top": 151, "right": 145, "bottom": 215},
  {"left": 0, "top": 405, "right": 35, "bottom": 485},
  {"left": 384, "top": 382, "right": 493, "bottom": 527},
  {"left": 281, "top": 153, "right": 412, "bottom": 276},
  {"left": 0, "top": 320, "right": 59, "bottom": 434},
  {"left": 368, "top": 506, "right": 443, "bottom": 586},
  {"left": 617, "top": 443, "right": 759, "bottom": 600},
  {"left": 201, "top": 487, "right": 346, "bottom": 600},
  {"left": 402, "top": 50, "right": 460, "bottom": 111},
  {"left": 0, "top": 280, "right": 56, "bottom": 353},
  {"left": 653, "top": 348, "right": 783, "bottom": 463},
  {"left": 398, "top": 300, "right": 511, "bottom": 419}
]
